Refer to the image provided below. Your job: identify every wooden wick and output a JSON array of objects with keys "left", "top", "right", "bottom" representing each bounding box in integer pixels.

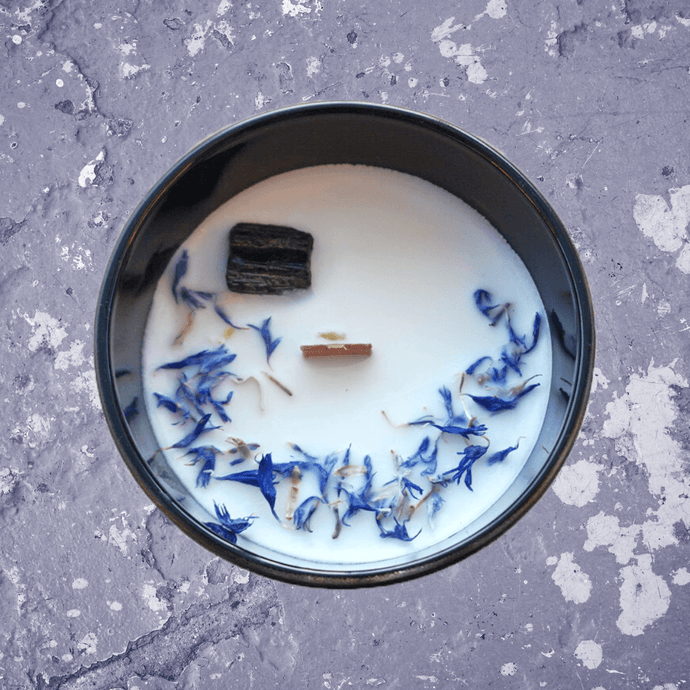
[{"left": 300, "top": 343, "right": 372, "bottom": 358}]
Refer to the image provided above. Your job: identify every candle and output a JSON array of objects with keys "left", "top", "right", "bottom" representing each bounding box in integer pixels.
[{"left": 142, "top": 164, "right": 552, "bottom": 564}]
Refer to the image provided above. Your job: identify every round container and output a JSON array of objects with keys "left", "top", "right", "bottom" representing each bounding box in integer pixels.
[{"left": 94, "top": 102, "right": 594, "bottom": 588}]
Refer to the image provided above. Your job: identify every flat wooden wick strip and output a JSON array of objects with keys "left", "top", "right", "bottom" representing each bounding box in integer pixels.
[{"left": 300, "top": 343, "right": 372, "bottom": 358}]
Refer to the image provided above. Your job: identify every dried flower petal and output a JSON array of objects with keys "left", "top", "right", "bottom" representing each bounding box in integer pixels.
[
  {"left": 408, "top": 420, "right": 487, "bottom": 439},
  {"left": 169, "top": 413, "right": 218, "bottom": 449},
  {"left": 248, "top": 317, "right": 282, "bottom": 365},
  {"left": 467, "top": 383, "right": 540, "bottom": 413},
  {"left": 293, "top": 496, "right": 322, "bottom": 531},
  {"left": 185, "top": 445, "right": 220, "bottom": 488},
  {"left": 445, "top": 444, "right": 489, "bottom": 490},
  {"left": 214, "top": 303, "right": 245, "bottom": 330},
  {"left": 488, "top": 444, "right": 519, "bottom": 466},
  {"left": 204, "top": 501, "right": 255, "bottom": 544},
  {"left": 378, "top": 518, "right": 421, "bottom": 542}
]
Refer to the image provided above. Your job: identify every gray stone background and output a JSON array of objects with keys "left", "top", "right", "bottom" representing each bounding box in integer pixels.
[{"left": 1, "top": 0, "right": 689, "bottom": 687}]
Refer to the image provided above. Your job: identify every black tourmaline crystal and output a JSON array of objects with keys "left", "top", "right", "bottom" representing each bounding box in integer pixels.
[{"left": 226, "top": 222, "right": 314, "bottom": 294}]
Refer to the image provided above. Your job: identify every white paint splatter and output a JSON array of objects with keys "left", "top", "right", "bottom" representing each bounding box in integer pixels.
[
  {"left": 78, "top": 150, "right": 105, "bottom": 187},
  {"left": 431, "top": 18, "right": 467, "bottom": 42},
  {"left": 26, "top": 413, "right": 52, "bottom": 441},
  {"left": 233, "top": 568, "right": 250, "bottom": 584},
  {"left": 433, "top": 31, "right": 488, "bottom": 85},
  {"left": 22, "top": 310, "right": 68, "bottom": 352},
  {"left": 591, "top": 367, "right": 610, "bottom": 392},
  {"left": 552, "top": 459, "right": 602, "bottom": 507},
  {"left": 476, "top": 0, "right": 507, "bottom": 20},
  {"left": 544, "top": 20, "right": 560, "bottom": 57},
  {"left": 62, "top": 61, "right": 73, "bottom": 72},
  {"left": 217, "top": 0, "right": 231, "bottom": 15},
  {"left": 408, "top": 77, "right": 418, "bottom": 88},
  {"left": 633, "top": 186, "right": 690, "bottom": 273},
  {"left": 466, "top": 61, "right": 488, "bottom": 84},
  {"left": 66, "top": 609, "right": 81, "bottom": 618},
  {"left": 657, "top": 299, "right": 672, "bottom": 317},
  {"left": 185, "top": 21, "right": 212, "bottom": 57},
  {"left": 672, "top": 568, "right": 690, "bottom": 585},
  {"left": 77, "top": 632, "right": 98, "bottom": 655},
  {"left": 70, "top": 363, "right": 101, "bottom": 411},
  {"left": 0, "top": 468, "right": 19, "bottom": 496},
  {"left": 72, "top": 578, "right": 88, "bottom": 589},
  {"left": 108, "top": 517, "right": 137, "bottom": 556},
  {"left": 15, "top": 0, "right": 45, "bottom": 24},
  {"left": 306, "top": 56, "right": 321, "bottom": 76},
  {"left": 12, "top": 34, "right": 22, "bottom": 44},
  {"left": 255, "top": 91, "right": 270, "bottom": 110},
  {"left": 584, "top": 512, "right": 639, "bottom": 564},
  {"left": 574, "top": 640, "right": 602, "bottom": 669},
  {"left": 108, "top": 600, "right": 123, "bottom": 611},
  {"left": 617, "top": 554, "right": 670, "bottom": 636},
  {"left": 0, "top": 114, "right": 4, "bottom": 126},
  {"left": 282, "top": 0, "right": 311, "bottom": 17},
  {"left": 121, "top": 63, "right": 150, "bottom": 79},
  {"left": 550, "top": 552, "right": 592, "bottom": 604},
  {"left": 500, "top": 662, "right": 517, "bottom": 676},
  {"left": 55, "top": 340, "right": 85, "bottom": 371},
  {"left": 392, "top": 52, "right": 404, "bottom": 63},
  {"left": 603, "top": 359, "right": 690, "bottom": 553},
  {"left": 214, "top": 20, "right": 235, "bottom": 46},
  {"left": 141, "top": 583, "right": 169, "bottom": 613}
]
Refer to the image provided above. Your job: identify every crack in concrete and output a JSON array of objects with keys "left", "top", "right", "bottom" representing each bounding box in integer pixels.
[{"left": 35, "top": 574, "right": 278, "bottom": 689}]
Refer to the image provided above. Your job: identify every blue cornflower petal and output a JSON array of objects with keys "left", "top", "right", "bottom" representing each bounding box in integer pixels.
[
  {"left": 340, "top": 487, "right": 378, "bottom": 526},
  {"left": 257, "top": 453, "right": 278, "bottom": 518},
  {"left": 474, "top": 289, "right": 497, "bottom": 317},
  {"left": 248, "top": 317, "right": 282, "bottom": 365},
  {"left": 153, "top": 392, "right": 180, "bottom": 414},
  {"left": 401, "top": 477, "right": 424, "bottom": 499},
  {"left": 408, "top": 420, "right": 487, "bottom": 438},
  {"left": 378, "top": 518, "right": 421, "bottom": 542},
  {"left": 205, "top": 502, "right": 255, "bottom": 543},
  {"left": 185, "top": 446, "right": 219, "bottom": 488},
  {"left": 179, "top": 286, "right": 206, "bottom": 310},
  {"left": 445, "top": 444, "right": 489, "bottom": 490},
  {"left": 214, "top": 303, "right": 245, "bottom": 330},
  {"left": 427, "top": 492, "right": 445, "bottom": 522},
  {"left": 170, "top": 413, "right": 218, "bottom": 449},
  {"left": 468, "top": 383, "right": 540, "bottom": 413},
  {"left": 439, "top": 386, "right": 453, "bottom": 419},
  {"left": 293, "top": 496, "right": 322, "bottom": 531},
  {"left": 215, "top": 469, "right": 261, "bottom": 486},
  {"left": 466, "top": 356, "right": 492, "bottom": 376},
  {"left": 488, "top": 444, "right": 520, "bottom": 466},
  {"left": 400, "top": 436, "right": 430, "bottom": 469}
]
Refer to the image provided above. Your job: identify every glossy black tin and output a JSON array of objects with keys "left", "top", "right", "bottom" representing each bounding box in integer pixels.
[{"left": 95, "top": 102, "right": 594, "bottom": 587}]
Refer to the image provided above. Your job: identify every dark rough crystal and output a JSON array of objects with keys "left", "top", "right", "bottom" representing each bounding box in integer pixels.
[{"left": 226, "top": 222, "right": 314, "bottom": 294}]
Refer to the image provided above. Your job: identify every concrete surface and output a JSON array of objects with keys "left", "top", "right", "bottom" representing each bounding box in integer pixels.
[{"left": 1, "top": 0, "right": 690, "bottom": 687}]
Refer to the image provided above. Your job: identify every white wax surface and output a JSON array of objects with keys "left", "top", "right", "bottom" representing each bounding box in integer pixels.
[{"left": 142, "top": 165, "right": 552, "bottom": 565}]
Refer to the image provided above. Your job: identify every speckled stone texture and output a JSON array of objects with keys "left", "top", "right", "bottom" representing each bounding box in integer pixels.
[{"left": 1, "top": 0, "right": 689, "bottom": 687}]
